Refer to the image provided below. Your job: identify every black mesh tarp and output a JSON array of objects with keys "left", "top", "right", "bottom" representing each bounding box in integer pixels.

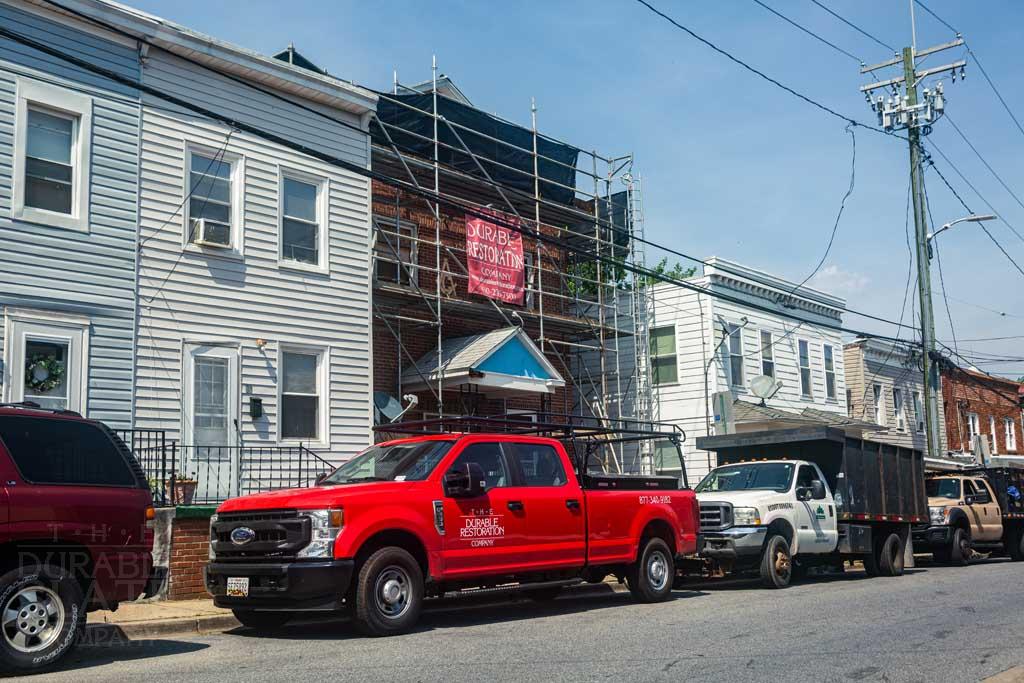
[{"left": 373, "top": 93, "right": 580, "bottom": 205}]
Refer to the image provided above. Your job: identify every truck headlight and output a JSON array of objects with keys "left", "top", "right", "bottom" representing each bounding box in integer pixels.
[
  {"left": 209, "top": 513, "right": 218, "bottom": 560},
  {"left": 929, "top": 506, "right": 948, "bottom": 525},
  {"left": 733, "top": 507, "right": 761, "bottom": 526},
  {"left": 297, "top": 508, "right": 344, "bottom": 559}
]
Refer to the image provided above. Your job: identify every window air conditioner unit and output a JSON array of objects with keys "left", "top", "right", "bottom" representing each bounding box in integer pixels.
[{"left": 191, "top": 218, "right": 229, "bottom": 248}]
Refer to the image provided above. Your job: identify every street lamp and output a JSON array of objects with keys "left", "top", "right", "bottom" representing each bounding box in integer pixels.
[{"left": 926, "top": 214, "right": 996, "bottom": 259}]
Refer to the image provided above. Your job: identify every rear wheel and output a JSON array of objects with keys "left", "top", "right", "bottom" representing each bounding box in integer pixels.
[
  {"left": 877, "top": 533, "right": 905, "bottom": 577},
  {"left": 950, "top": 527, "right": 971, "bottom": 566},
  {"left": 232, "top": 610, "right": 293, "bottom": 631},
  {"left": 759, "top": 535, "right": 792, "bottom": 589},
  {"left": 353, "top": 547, "right": 424, "bottom": 637},
  {"left": 0, "top": 564, "right": 85, "bottom": 674},
  {"left": 627, "top": 537, "right": 674, "bottom": 603}
]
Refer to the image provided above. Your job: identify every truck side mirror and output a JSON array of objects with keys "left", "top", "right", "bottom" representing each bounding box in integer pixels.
[
  {"left": 811, "top": 480, "right": 826, "bottom": 500},
  {"left": 796, "top": 486, "right": 812, "bottom": 501},
  {"left": 444, "top": 462, "right": 486, "bottom": 498},
  {"left": 963, "top": 494, "right": 976, "bottom": 506}
]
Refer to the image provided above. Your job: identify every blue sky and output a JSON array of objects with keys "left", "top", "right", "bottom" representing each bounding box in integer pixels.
[{"left": 130, "top": 0, "right": 1024, "bottom": 377}]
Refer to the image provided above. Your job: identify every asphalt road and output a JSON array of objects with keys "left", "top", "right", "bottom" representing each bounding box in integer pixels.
[{"left": 32, "top": 557, "right": 1024, "bottom": 682}]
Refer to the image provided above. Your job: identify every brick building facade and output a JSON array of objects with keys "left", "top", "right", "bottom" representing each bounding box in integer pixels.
[{"left": 941, "top": 366, "right": 1023, "bottom": 456}]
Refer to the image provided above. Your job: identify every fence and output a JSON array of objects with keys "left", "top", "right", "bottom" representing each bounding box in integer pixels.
[{"left": 115, "top": 430, "right": 336, "bottom": 506}]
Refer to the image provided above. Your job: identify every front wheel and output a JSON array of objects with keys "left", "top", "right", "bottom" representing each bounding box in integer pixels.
[
  {"left": 352, "top": 547, "right": 424, "bottom": 637},
  {"left": 759, "top": 535, "right": 792, "bottom": 588},
  {"left": 232, "top": 610, "right": 293, "bottom": 631},
  {"left": 0, "top": 564, "right": 85, "bottom": 674},
  {"left": 627, "top": 537, "right": 674, "bottom": 603},
  {"left": 950, "top": 527, "right": 971, "bottom": 566}
]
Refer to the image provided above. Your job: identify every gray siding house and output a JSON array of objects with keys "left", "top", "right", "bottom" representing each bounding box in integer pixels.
[{"left": 0, "top": 1, "right": 140, "bottom": 427}]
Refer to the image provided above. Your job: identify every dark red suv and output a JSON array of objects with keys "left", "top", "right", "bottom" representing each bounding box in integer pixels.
[{"left": 0, "top": 404, "right": 154, "bottom": 673}]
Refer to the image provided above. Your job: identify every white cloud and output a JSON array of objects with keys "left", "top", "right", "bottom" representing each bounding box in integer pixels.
[{"left": 807, "top": 264, "right": 870, "bottom": 296}]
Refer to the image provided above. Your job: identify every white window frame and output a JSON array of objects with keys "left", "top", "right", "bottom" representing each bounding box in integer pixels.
[
  {"left": 990, "top": 415, "right": 998, "bottom": 455},
  {"left": 873, "top": 384, "right": 884, "bottom": 425},
  {"left": 1005, "top": 417, "right": 1017, "bottom": 451},
  {"left": 726, "top": 323, "right": 744, "bottom": 389},
  {"left": 277, "top": 343, "right": 330, "bottom": 447},
  {"left": 966, "top": 412, "right": 980, "bottom": 450},
  {"left": 759, "top": 330, "right": 775, "bottom": 379},
  {"left": 823, "top": 343, "right": 837, "bottom": 400},
  {"left": 893, "top": 387, "right": 905, "bottom": 432},
  {"left": 278, "top": 167, "right": 329, "bottom": 273},
  {"left": 182, "top": 142, "right": 245, "bottom": 257},
  {"left": 12, "top": 78, "right": 92, "bottom": 232},
  {"left": 650, "top": 325, "right": 678, "bottom": 387},
  {"left": 373, "top": 216, "right": 419, "bottom": 286},
  {"left": 798, "top": 339, "right": 813, "bottom": 399},
  {"left": 2, "top": 308, "right": 90, "bottom": 414},
  {"left": 912, "top": 391, "right": 924, "bottom": 433}
]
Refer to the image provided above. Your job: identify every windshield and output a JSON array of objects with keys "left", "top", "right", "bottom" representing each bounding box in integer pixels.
[
  {"left": 695, "top": 462, "right": 795, "bottom": 494},
  {"left": 926, "top": 478, "right": 961, "bottom": 500},
  {"left": 321, "top": 440, "right": 454, "bottom": 484}
]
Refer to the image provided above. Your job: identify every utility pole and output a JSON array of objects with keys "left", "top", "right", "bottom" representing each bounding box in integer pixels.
[{"left": 859, "top": 26, "right": 966, "bottom": 462}]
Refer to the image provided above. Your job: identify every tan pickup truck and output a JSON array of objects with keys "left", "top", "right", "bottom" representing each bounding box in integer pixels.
[{"left": 913, "top": 468, "right": 1024, "bottom": 565}]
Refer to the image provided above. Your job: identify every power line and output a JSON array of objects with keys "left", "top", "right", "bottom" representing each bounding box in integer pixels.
[
  {"left": 944, "top": 295, "right": 1024, "bottom": 320},
  {"left": 940, "top": 335, "right": 1024, "bottom": 343},
  {"left": 944, "top": 113, "right": 1024, "bottom": 215},
  {"left": 912, "top": 0, "right": 958, "bottom": 36},
  {"left": 923, "top": 177, "right": 960, "bottom": 363},
  {"left": 631, "top": 0, "right": 907, "bottom": 140},
  {"left": 810, "top": 0, "right": 896, "bottom": 53},
  {"left": 0, "top": 24, "right": 921, "bottom": 348},
  {"left": 750, "top": 0, "right": 863, "bottom": 63}
]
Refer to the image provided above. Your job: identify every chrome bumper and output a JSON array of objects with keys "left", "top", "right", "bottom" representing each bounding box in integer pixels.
[{"left": 701, "top": 526, "right": 768, "bottom": 561}]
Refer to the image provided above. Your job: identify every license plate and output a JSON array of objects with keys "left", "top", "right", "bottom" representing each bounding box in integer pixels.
[{"left": 226, "top": 577, "right": 249, "bottom": 598}]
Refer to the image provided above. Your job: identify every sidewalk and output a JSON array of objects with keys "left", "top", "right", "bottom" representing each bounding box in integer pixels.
[{"left": 87, "top": 598, "right": 240, "bottom": 639}]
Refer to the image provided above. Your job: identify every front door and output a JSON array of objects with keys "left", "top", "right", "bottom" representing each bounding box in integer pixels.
[
  {"left": 440, "top": 441, "right": 531, "bottom": 580},
  {"left": 971, "top": 479, "right": 1002, "bottom": 541},
  {"left": 793, "top": 464, "right": 838, "bottom": 554},
  {"left": 183, "top": 345, "right": 239, "bottom": 502},
  {"left": 4, "top": 313, "right": 87, "bottom": 414}
]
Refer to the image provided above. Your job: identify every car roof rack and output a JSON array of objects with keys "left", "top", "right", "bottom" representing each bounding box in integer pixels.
[
  {"left": 0, "top": 401, "right": 82, "bottom": 417},
  {"left": 374, "top": 411, "right": 685, "bottom": 446}
]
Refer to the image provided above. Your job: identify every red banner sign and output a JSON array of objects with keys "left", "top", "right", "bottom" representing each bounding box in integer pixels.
[{"left": 465, "top": 212, "right": 525, "bottom": 304}]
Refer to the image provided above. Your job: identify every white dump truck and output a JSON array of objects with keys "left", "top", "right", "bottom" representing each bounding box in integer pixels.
[{"left": 691, "top": 427, "right": 928, "bottom": 588}]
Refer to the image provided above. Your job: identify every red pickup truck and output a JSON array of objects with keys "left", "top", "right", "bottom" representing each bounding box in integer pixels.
[{"left": 206, "top": 426, "right": 698, "bottom": 636}]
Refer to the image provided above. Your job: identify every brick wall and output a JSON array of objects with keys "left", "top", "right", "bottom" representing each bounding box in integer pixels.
[
  {"left": 167, "top": 515, "right": 211, "bottom": 600},
  {"left": 942, "top": 366, "right": 1023, "bottom": 455}
]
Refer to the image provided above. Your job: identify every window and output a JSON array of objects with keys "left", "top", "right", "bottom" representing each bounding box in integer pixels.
[
  {"left": 966, "top": 412, "right": 980, "bottom": 449},
  {"left": 893, "top": 388, "right": 905, "bottom": 431},
  {"left": 185, "top": 145, "right": 241, "bottom": 251},
  {"left": 990, "top": 415, "right": 998, "bottom": 454},
  {"left": 448, "top": 443, "right": 509, "bottom": 491},
  {"left": 13, "top": 79, "right": 92, "bottom": 231},
  {"left": 652, "top": 440, "right": 681, "bottom": 473},
  {"left": 971, "top": 480, "right": 992, "bottom": 505},
  {"left": 0, "top": 416, "right": 135, "bottom": 486},
  {"left": 727, "top": 324, "right": 744, "bottom": 388},
  {"left": 374, "top": 217, "right": 417, "bottom": 285},
  {"left": 4, "top": 310, "right": 88, "bottom": 414},
  {"left": 1005, "top": 418, "right": 1017, "bottom": 451},
  {"left": 759, "top": 330, "right": 775, "bottom": 378},
  {"left": 796, "top": 464, "right": 825, "bottom": 498},
  {"left": 873, "top": 384, "right": 884, "bottom": 425},
  {"left": 511, "top": 443, "right": 567, "bottom": 486},
  {"left": 280, "top": 348, "right": 326, "bottom": 442},
  {"left": 799, "top": 340, "right": 812, "bottom": 398},
  {"left": 846, "top": 389, "right": 853, "bottom": 417},
  {"left": 280, "top": 173, "right": 326, "bottom": 269},
  {"left": 823, "top": 344, "right": 836, "bottom": 400},
  {"left": 912, "top": 391, "right": 924, "bottom": 433},
  {"left": 650, "top": 326, "right": 677, "bottom": 386},
  {"left": 323, "top": 440, "right": 454, "bottom": 483}
]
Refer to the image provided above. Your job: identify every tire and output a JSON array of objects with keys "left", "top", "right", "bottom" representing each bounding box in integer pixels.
[
  {"left": 950, "top": 527, "right": 971, "bottom": 566},
  {"left": 759, "top": 535, "right": 792, "bottom": 589},
  {"left": 525, "top": 586, "right": 563, "bottom": 601},
  {"left": 0, "top": 563, "right": 85, "bottom": 674},
  {"left": 352, "top": 547, "right": 424, "bottom": 637},
  {"left": 231, "top": 610, "right": 293, "bottom": 631},
  {"left": 627, "top": 537, "right": 675, "bottom": 603},
  {"left": 877, "top": 533, "right": 905, "bottom": 577},
  {"left": 1007, "top": 527, "right": 1024, "bottom": 562}
]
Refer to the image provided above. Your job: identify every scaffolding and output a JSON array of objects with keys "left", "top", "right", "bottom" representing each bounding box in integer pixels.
[{"left": 368, "top": 60, "right": 654, "bottom": 471}]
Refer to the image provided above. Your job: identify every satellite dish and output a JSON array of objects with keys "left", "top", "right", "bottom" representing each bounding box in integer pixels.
[
  {"left": 750, "top": 375, "right": 782, "bottom": 402},
  {"left": 373, "top": 392, "right": 405, "bottom": 424}
]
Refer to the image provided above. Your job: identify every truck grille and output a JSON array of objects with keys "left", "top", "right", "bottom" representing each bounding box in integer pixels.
[
  {"left": 699, "top": 502, "right": 733, "bottom": 531},
  {"left": 211, "top": 509, "right": 310, "bottom": 562}
]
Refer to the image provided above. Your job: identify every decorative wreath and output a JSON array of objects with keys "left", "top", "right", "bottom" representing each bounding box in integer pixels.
[{"left": 25, "top": 355, "right": 65, "bottom": 393}]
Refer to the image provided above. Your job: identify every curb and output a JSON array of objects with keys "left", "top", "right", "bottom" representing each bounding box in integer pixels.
[{"left": 87, "top": 614, "right": 240, "bottom": 640}]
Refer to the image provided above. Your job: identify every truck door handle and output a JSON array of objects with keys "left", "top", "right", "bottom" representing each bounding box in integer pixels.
[
  {"left": 507, "top": 501, "right": 524, "bottom": 512},
  {"left": 565, "top": 499, "right": 580, "bottom": 510}
]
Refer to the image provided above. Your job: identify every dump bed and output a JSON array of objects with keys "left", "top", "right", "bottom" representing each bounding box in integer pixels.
[{"left": 696, "top": 426, "right": 928, "bottom": 523}]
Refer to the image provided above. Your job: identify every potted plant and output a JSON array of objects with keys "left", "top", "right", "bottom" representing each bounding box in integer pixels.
[{"left": 165, "top": 471, "right": 198, "bottom": 505}]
